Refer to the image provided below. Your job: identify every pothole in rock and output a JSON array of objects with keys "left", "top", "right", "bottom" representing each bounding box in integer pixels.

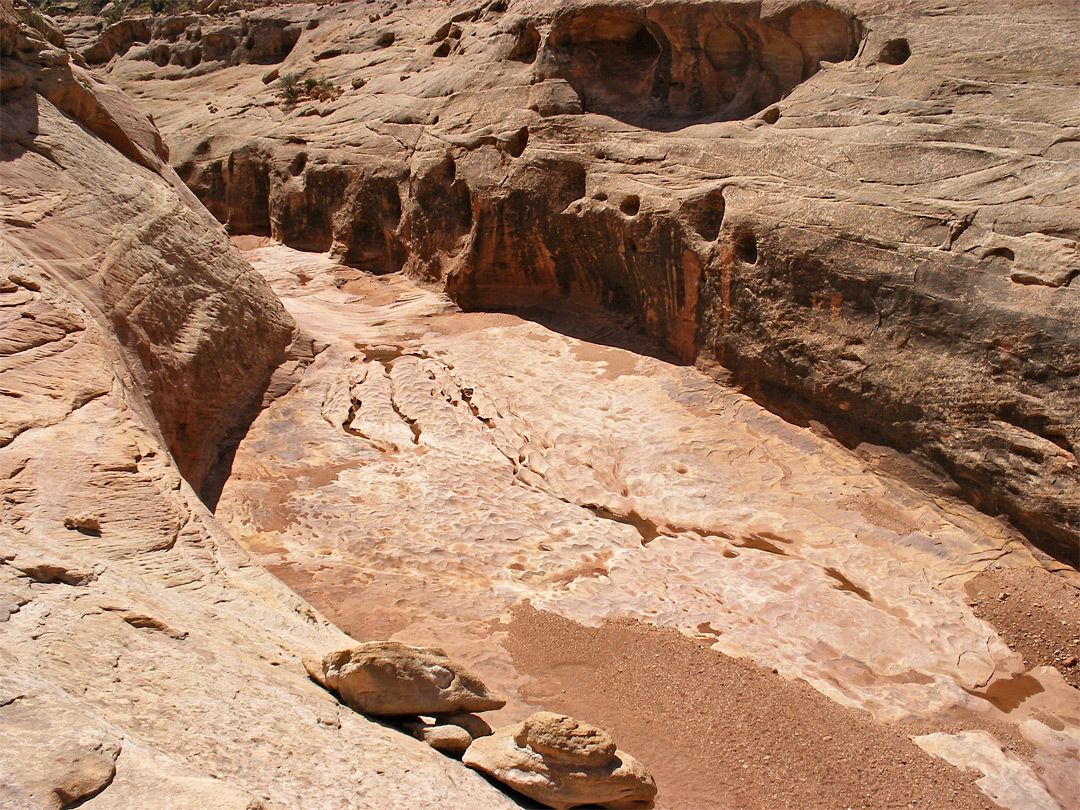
[{"left": 538, "top": 0, "right": 862, "bottom": 127}]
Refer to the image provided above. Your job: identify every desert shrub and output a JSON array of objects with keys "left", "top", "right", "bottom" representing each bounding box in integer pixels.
[{"left": 275, "top": 73, "right": 341, "bottom": 104}]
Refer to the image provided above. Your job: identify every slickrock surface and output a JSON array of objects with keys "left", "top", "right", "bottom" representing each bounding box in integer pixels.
[
  {"left": 4, "top": 0, "right": 1078, "bottom": 807},
  {"left": 0, "top": 6, "right": 521, "bottom": 808},
  {"left": 462, "top": 711, "right": 657, "bottom": 810},
  {"left": 86, "top": 0, "right": 1080, "bottom": 559},
  {"left": 219, "top": 242, "right": 1078, "bottom": 809}
]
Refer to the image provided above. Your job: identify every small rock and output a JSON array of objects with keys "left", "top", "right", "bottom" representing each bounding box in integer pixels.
[
  {"left": 436, "top": 711, "right": 492, "bottom": 739},
  {"left": 1063, "top": 656, "right": 1077, "bottom": 667},
  {"left": 404, "top": 719, "right": 474, "bottom": 756},
  {"left": 463, "top": 711, "right": 656, "bottom": 810},
  {"left": 306, "top": 641, "right": 505, "bottom": 716},
  {"left": 351, "top": 76, "right": 366, "bottom": 90},
  {"left": 63, "top": 515, "right": 100, "bottom": 534}
]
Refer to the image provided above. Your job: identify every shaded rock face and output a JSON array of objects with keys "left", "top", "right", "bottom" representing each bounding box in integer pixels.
[
  {"left": 1, "top": 1, "right": 299, "bottom": 497},
  {"left": 71, "top": 13, "right": 302, "bottom": 69},
  {"left": 463, "top": 712, "right": 657, "bottom": 810},
  {"left": 93, "top": 0, "right": 1079, "bottom": 559},
  {"left": 538, "top": 1, "right": 861, "bottom": 124},
  {"left": 307, "top": 641, "right": 506, "bottom": 716}
]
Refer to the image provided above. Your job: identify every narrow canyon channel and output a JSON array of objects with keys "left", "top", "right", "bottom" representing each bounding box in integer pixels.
[{"left": 218, "top": 240, "right": 1079, "bottom": 810}]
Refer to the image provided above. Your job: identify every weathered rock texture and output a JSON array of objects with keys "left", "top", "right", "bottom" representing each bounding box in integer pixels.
[
  {"left": 0, "top": 5, "right": 521, "bottom": 808},
  {"left": 1, "top": 0, "right": 301, "bottom": 499},
  {"left": 90, "top": 0, "right": 1079, "bottom": 559},
  {"left": 218, "top": 242, "right": 1077, "bottom": 809},
  {"left": 463, "top": 711, "right": 657, "bottom": 810},
  {"left": 306, "top": 640, "right": 506, "bottom": 715}
]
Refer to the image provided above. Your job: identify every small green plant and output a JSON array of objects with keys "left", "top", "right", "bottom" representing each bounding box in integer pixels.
[
  {"left": 276, "top": 72, "right": 301, "bottom": 101},
  {"left": 17, "top": 2, "right": 46, "bottom": 33},
  {"left": 275, "top": 73, "right": 341, "bottom": 105},
  {"left": 100, "top": 3, "right": 125, "bottom": 24}
]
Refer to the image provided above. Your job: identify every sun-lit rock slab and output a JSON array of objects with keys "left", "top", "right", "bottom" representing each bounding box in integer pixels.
[{"left": 219, "top": 243, "right": 1077, "bottom": 810}]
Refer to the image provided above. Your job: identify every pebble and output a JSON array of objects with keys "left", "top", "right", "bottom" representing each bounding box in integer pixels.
[{"left": 1063, "top": 656, "right": 1077, "bottom": 667}]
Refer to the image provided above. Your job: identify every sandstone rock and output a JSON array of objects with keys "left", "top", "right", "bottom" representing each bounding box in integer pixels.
[
  {"left": 438, "top": 711, "right": 494, "bottom": 740},
  {"left": 404, "top": 720, "right": 475, "bottom": 756},
  {"left": 95, "top": 0, "right": 1078, "bottom": 559},
  {"left": 312, "top": 641, "right": 505, "bottom": 716},
  {"left": 0, "top": 6, "right": 521, "bottom": 808},
  {"left": 404, "top": 712, "right": 493, "bottom": 756},
  {"left": 463, "top": 712, "right": 657, "bottom": 810}
]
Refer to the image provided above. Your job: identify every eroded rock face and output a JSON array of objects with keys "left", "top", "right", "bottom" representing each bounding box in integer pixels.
[
  {"left": 90, "top": 0, "right": 1079, "bottom": 558},
  {"left": 464, "top": 712, "right": 657, "bottom": 810},
  {"left": 0, "top": 6, "right": 520, "bottom": 808},
  {"left": 1, "top": 0, "right": 300, "bottom": 497},
  {"left": 538, "top": 1, "right": 861, "bottom": 123},
  {"left": 63, "top": 12, "right": 302, "bottom": 70},
  {"left": 307, "top": 641, "right": 506, "bottom": 716}
]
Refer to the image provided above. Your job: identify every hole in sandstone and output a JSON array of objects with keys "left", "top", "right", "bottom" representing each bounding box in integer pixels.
[
  {"left": 723, "top": 549, "right": 739, "bottom": 558},
  {"left": 761, "top": 106, "right": 780, "bottom": 124},
  {"left": 620, "top": 195, "right": 640, "bottom": 217},
  {"left": 376, "top": 31, "right": 396, "bottom": 48},
  {"left": 736, "top": 534, "right": 787, "bottom": 555},
  {"left": 433, "top": 40, "right": 450, "bottom": 58},
  {"left": 554, "top": 10, "right": 662, "bottom": 115},
  {"left": 705, "top": 26, "right": 745, "bottom": 72},
  {"left": 878, "top": 38, "right": 911, "bottom": 65},
  {"left": 506, "top": 23, "right": 540, "bottom": 63},
  {"left": 290, "top": 152, "right": 308, "bottom": 176},
  {"left": 983, "top": 246, "right": 1014, "bottom": 261},
  {"left": 733, "top": 229, "right": 758, "bottom": 264},
  {"left": 687, "top": 189, "right": 726, "bottom": 241},
  {"left": 505, "top": 126, "right": 529, "bottom": 158},
  {"left": 593, "top": 191, "right": 608, "bottom": 201},
  {"left": 547, "top": 4, "right": 860, "bottom": 127},
  {"left": 584, "top": 504, "right": 662, "bottom": 545},
  {"left": 245, "top": 35, "right": 255, "bottom": 50},
  {"left": 786, "top": 3, "right": 861, "bottom": 65}
]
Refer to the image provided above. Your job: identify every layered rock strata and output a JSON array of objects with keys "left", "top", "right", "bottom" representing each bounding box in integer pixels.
[
  {"left": 0, "top": 6, "right": 520, "bottom": 808},
  {"left": 88, "top": 0, "right": 1080, "bottom": 558}
]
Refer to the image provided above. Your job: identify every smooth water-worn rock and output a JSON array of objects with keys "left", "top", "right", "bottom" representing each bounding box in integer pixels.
[
  {"left": 0, "top": 6, "right": 520, "bottom": 808},
  {"left": 464, "top": 712, "right": 657, "bottom": 810},
  {"left": 307, "top": 641, "right": 506, "bottom": 716},
  {"left": 219, "top": 243, "right": 1076, "bottom": 810},
  {"left": 87, "top": 0, "right": 1080, "bottom": 559}
]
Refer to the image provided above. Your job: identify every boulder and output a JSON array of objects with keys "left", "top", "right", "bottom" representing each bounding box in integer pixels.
[
  {"left": 305, "top": 641, "right": 505, "bottom": 716},
  {"left": 463, "top": 712, "right": 656, "bottom": 810}
]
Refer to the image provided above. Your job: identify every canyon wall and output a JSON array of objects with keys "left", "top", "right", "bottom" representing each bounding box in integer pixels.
[
  {"left": 88, "top": 0, "right": 1079, "bottom": 560},
  {"left": 0, "top": 5, "right": 521, "bottom": 807}
]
